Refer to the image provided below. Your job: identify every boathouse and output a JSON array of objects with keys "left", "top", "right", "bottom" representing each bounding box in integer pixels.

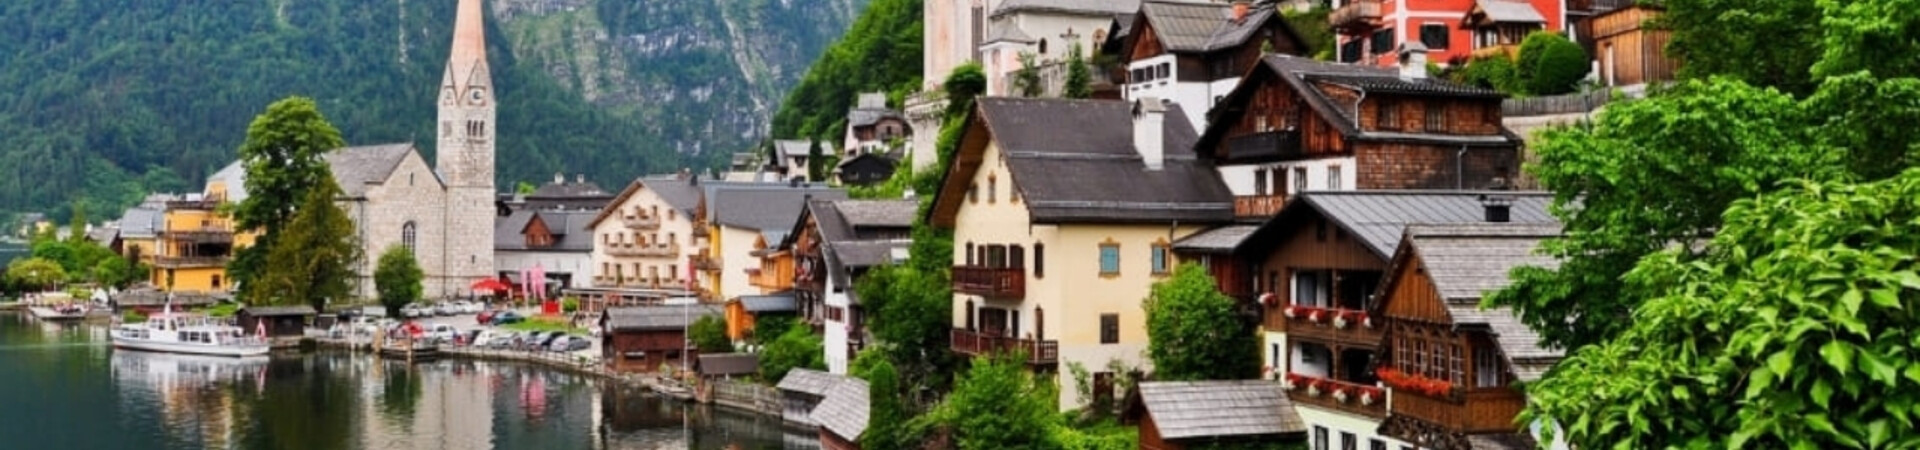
[{"left": 237, "top": 305, "right": 317, "bottom": 338}]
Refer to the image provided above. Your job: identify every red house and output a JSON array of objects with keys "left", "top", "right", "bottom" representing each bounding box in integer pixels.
[{"left": 1329, "top": 0, "right": 1568, "bottom": 66}]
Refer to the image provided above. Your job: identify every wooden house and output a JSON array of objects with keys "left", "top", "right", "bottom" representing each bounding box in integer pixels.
[
  {"left": 783, "top": 199, "right": 915, "bottom": 374},
  {"left": 1586, "top": 3, "right": 1676, "bottom": 88},
  {"left": 1117, "top": 0, "right": 1312, "bottom": 129},
  {"left": 236, "top": 305, "right": 317, "bottom": 338},
  {"left": 1195, "top": 52, "right": 1523, "bottom": 221},
  {"left": 1124, "top": 380, "right": 1306, "bottom": 450},
  {"left": 598, "top": 304, "right": 722, "bottom": 373},
  {"left": 724, "top": 294, "right": 797, "bottom": 341},
  {"left": 776, "top": 368, "right": 850, "bottom": 428},
  {"left": 1373, "top": 223, "right": 1564, "bottom": 449},
  {"left": 833, "top": 153, "right": 900, "bottom": 187}
]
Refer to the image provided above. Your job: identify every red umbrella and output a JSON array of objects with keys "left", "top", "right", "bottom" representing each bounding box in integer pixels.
[{"left": 471, "top": 278, "right": 511, "bottom": 292}]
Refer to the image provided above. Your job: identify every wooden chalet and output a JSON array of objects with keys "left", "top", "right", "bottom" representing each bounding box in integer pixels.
[
  {"left": 833, "top": 153, "right": 899, "bottom": 187},
  {"left": 1195, "top": 51, "right": 1524, "bottom": 220},
  {"left": 1124, "top": 380, "right": 1307, "bottom": 450},
  {"left": 599, "top": 304, "right": 722, "bottom": 373},
  {"left": 1373, "top": 223, "right": 1565, "bottom": 449},
  {"left": 236, "top": 305, "right": 317, "bottom": 338},
  {"left": 1585, "top": 3, "right": 1676, "bottom": 87},
  {"left": 1116, "top": 0, "right": 1312, "bottom": 128},
  {"left": 783, "top": 198, "right": 915, "bottom": 373}
]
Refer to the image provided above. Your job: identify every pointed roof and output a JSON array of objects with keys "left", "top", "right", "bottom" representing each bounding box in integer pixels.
[
  {"left": 446, "top": 0, "right": 489, "bottom": 89},
  {"left": 1382, "top": 223, "right": 1564, "bottom": 381},
  {"left": 324, "top": 143, "right": 422, "bottom": 198}
]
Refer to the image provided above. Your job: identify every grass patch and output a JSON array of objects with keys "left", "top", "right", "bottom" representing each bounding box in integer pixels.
[
  {"left": 502, "top": 317, "right": 586, "bottom": 335},
  {"left": 206, "top": 302, "right": 240, "bottom": 318}
]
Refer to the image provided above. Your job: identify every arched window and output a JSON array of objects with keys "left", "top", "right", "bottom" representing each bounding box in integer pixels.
[
  {"left": 402, "top": 222, "right": 417, "bottom": 253},
  {"left": 1039, "top": 38, "right": 1049, "bottom": 55}
]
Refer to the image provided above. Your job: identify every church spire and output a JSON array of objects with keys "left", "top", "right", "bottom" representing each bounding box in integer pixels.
[{"left": 446, "top": 0, "right": 488, "bottom": 88}]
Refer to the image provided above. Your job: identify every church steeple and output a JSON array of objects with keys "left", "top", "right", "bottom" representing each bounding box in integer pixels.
[
  {"left": 437, "top": 0, "right": 493, "bottom": 190},
  {"left": 445, "top": 0, "right": 488, "bottom": 91}
]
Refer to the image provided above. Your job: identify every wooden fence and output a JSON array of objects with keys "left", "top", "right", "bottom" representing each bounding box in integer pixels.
[
  {"left": 1502, "top": 90, "right": 1612, "bottom": 116},
  {"left": 709, "top": 378, "right": 782, "bottom": 416}
]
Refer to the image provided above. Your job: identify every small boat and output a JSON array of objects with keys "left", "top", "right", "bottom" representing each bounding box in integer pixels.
[
  {"left": 28, "top": 303, "right": 91, "bottom": 321},
  {"left": 111, "top": 312, "right": 270, "bottom": 357}
]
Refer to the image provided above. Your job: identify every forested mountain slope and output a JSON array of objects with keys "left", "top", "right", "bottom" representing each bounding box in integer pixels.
[{"left": 0, "top": 0, "right": 862, "bottom": 219}]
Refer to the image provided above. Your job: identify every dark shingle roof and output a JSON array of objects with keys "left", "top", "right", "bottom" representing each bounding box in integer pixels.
[
  {"left": 1400, "top": 223, "right": 1563, "bottom": 381},
  {"left": 325, "top": 143, "right": 420, "bottom": 198},
  {"left": 1307, "top": 74, "right": 1506, "bottom": 99},
  {"left": 810, "top": 377, "right": 870, "bottom": 441},
  {"left": 992, "top": 0, "right": 1139, "bottom": 18},
  {"left": 830, "top": 240, "right": 911, "bottom": 269},
  {"left": 1171, "top": 224, "right": 1259, "bottom": 253},
  {"left": 774, "top": 140, "right": 811, "bottom": 159},
  {"left": 1266, "top": 191, "right": 1556, "bottom": 259},
  {"left": 935, "top": 97, "right": 1234, "bottom": 225},
  {"left": 241, "top": 305, "right": 318, "bottom": 316},
  {"left": 496, "top": 209, "right": 595, "bottom": 252},
  {"left": 695, "top": 353, "right": 760, "bottom": 376},
  {"left": 118, "top": 207, "right": 163, "bottom": 239},
  {"left": 776, "top": 368, "right": 848, "bottom": 396},
  {"left": 1199, "top": 55, "right": 1518, "bottom": 152},
  {"left": 531, "top": 179, "right": 609, "bottom": 197},
  {"left": 832, "top": 200, "right": 917, "bottom": 230},
  {"left": 982, "top": 23, "right": 1038, "bottom": 44},
  {"left": 737, "top": 294, "right": 798, "bottom": 313},
  {"left": 1134, "top": 380, "right": 1305, "bottom": 440},
  {"left": 601, "top": 304, "right": 720, "bottom": 332},
  {"left": 711, "top": 187, "right": 848, "bottom": 232},
  {"left": 1138, "top": 1, "right": 1276, "bottom": 53}
]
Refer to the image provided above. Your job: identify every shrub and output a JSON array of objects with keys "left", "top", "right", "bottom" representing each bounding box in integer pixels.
[
  {"left": 1516, "top": 32, "right": 1589, "bottom": 95},
  {"left": 122, "top": 309, "right": 147, "bottom": 323},
  {"left": 561, "top": 297, "right": 579, "bottom": 313},
  {"left": 1455, "top": 55, "right": 1520, "bottom": 93}
]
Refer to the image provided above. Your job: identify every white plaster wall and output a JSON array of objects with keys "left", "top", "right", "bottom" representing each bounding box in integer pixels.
[
  {"left": 825, "top": 275, "right": 852, "bottom": 374},
  {"left": 717, "top": 226, "right": 763, "bottom": 302},
  {"left": 496, "top": 250, "right": 592, "bottom": 286},
  {"left": 1297, "top": 406, "right": 1415, "bottom": 450},
  {"left": 587, "top": 184, "right": 701, "bottom": 289}
]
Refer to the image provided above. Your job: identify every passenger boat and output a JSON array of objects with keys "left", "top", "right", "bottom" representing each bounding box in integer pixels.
[{"left": 111, "top": 307, "right": 270, "bottom": 357}]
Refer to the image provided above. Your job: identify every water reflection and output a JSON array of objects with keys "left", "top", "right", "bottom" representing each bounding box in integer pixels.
[{"left": 0, "top": 312, "right": 812, "bottom": 449}]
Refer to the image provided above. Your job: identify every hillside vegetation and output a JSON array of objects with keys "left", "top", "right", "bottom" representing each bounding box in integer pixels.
[{"left": 770, "top": 0, "right": 923, "bottom": 142}]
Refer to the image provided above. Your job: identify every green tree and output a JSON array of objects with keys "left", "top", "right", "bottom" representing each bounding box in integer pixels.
[
  {"left": 1144, "top": 263, "right": 1259, "bottom": 381},
  {"left": 1514, "top": 32, "right": 1587, "bottom": 95},
  {"left": 758, "top": 322, "right": 825, "bottom": 382},
  {"left": 231, "top": 97, "right": 345, "bottom": 302},
  {"left": 1662, "top": 0, "right": 1824, "bottom": 95},
  {"left": 856, "top": 264, "right": 958, "bottom": 407},
  {"left": 259, "top": 180, "right": 361, "bottom": 311},
  {"left": 1525, "top": 170, "right": 1920, "bottom": 448},
  {"left": 1452, "top": 55, "right": 1520, "bottom": 93},
  {"left": 5, "top": 257, "right": 65, "bottom": 290},
  {"left": 1280, "top": 6, "right": 1333, "bottom": 60},
  {"left": 935, "top": 353, "right": 1062, "bottom": 450},
  {"left": 516, "top": 181, "right": 537, "bottom": 195},
  {"left": 91, "top": 256, "right": 139, "bottom": 289},
  {"left": 860, "top": 358, "right": 909, "bottom": 450},
  {"left": 66, "top": 199, "right": 85, "bottom": 242},
  {"left": 807, "top": 138, "right": 827, "bottom": 182},
  {"left": 1012, "top": 52, "right": 1045, "bottom": 98},
  {"left": 944, "top": 62, "right": 987, "bottom": 119},
  {"left": 374, "top": 245, "right": 423, "bottom": 318},
  {"left": 688, "top": 315, "right": 733, "bottom": 353},
  {"left": 1064, "top": 44, "right": 1092, "bottom": 99},
  {"left": 753, "top": 314, "right": 797, "bottom": 344}
]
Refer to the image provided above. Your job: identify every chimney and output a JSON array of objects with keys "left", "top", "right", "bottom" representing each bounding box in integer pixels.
[
  {"left": 575, "top": 174, "right": 586, "bottom": 184},
  {"left": 1232, "top": 0, "right": 1251, "bottom": 21},
  {"left": 1133, "top": 97, "right": 1167, "bottom": 171},
  {"left": 552, "top": 172, "right": 565, "bottom": 185},
  {"left": 1399, "top": 42, "right": 1429, "bottom": 79}
]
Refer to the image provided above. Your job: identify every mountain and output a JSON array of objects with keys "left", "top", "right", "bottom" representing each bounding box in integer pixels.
[{"left": 0, "top": 0, "right": 864, "bottom": 219}]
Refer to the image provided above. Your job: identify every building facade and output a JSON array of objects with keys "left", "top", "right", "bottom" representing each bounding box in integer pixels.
[
  {"left": 1329, "top": 0, "right": 1568, "bottom": 66},
  {"left": 1119, "top": 0, "right": 1310, "bottom": 131},
  {"left": 583, "top": 177, "right": 707, "bottom": 301}
]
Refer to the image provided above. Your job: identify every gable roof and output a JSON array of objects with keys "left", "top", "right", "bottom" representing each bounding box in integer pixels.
[
  {"left": 1198, "top": 54, "right": 1517, "bottom": 153},
  {"left": 117, "top": 207, "right": 164, "bottom": 239},
  {"left": 930, "top": 97, "right": 1235, "bottom": 226},
  {"left": 496, "top": 209, "right": 596, "bottom": 252},
  {"left": 774, "top": 140, "right": 812, "bottom": 159},
  {"left": 325, "top": 143, "right": 423, "bottom": 198},
  {"left": 1130, "top": 380, "right": 1305, "bottom": 440},
  {"left": 992, "top": 0, "right": 1140, "bottom": 18},
  {"left": 810, "top": 377, "right": 870, "bottom": 441},
  {"left": 775, "top": 368, "right": 848, "bottom": 396},
  {"left": 601, "top": 304, "right": 721, "bottom": 332},
  {"left": 585, "top": 176, "right": 719, "bottom": 229},
  {"left": 1171, "top": 224, "right": 1259, "bottom": 253},
  {"left": 710, "top": 186, "right": 848, "bottom": 232},
  {"left": 1467, "top": 0, "right": 1548, "bottom": 24},
  {"left": 1241, "top": 190, "right": 1555, "bottom": 260},
  {"left": 1136, "top": 1, "right": 1287, "bottom": 53},
  {"left": 1388, "top": 223, "right": 1563, "bottom": 381},
  {"left": 207, "top": 160, "right": 251, "bottom": 202}
]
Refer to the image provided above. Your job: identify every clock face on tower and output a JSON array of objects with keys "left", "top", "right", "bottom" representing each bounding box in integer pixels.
[{"left": 468, "top": 88, "right": 488, "bottom": 106}]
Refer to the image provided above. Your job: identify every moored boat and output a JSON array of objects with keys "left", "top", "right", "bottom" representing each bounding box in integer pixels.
[
  {"left": 28, "top": 303, "right": 91, "bottom": 321},
  {"left": 111, "top": 312, "right": 270, "bottom": 357}
]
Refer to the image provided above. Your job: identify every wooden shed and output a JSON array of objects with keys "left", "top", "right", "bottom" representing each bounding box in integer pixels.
[
  {"left": 236, "top": 305, "right": 317, "bottom": 338},
  {"left": 1124, "top": 380, "right": 1307, "bottom": 450},
  {"left": 599, "top": 304, "right": 722, "bottom": 373}
]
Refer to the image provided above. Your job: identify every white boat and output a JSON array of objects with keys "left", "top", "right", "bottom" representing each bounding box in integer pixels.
[
  {"left": 111, "top": 312, "right": 270, "bottom": 357},
  {"left": 27, "top": 303, "right": 90, "bottom": 320}
]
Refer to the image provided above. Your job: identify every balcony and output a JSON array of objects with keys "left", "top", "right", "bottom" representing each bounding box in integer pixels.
[
  {"left": 1386, "top": 384, "right": 1528, "bottom": 435},
  {"left": 692, "top": 253, "right": 722, "bottom": 271},
  {"left": 1223, "top": 130, "right": 1301, "bottom": 163},
  {"left": 1284, "top": 373, "right": 1387, "bottom": 419},
  {"left": 952, "top": 266, "right": 1024, "bottom": 299},
  {"left": 1471, "top": 44, "right": 1521, "bottom": 60},
  {"left": 605, "top": 242, "right": 680, "bottom": 258},
  {"left": 1276, "top": 306, "right": 1382, "bottom": 348},
  {"left": 621, "top": 215, "right": 661, "bottom": 230},
  {"left": 950, "top": 328, "right": 1058, "bottom": 365},
  {"left": 1330, "top": 1, "right": 1382, "bottom": 31},
  {"left": 154, "top": 255, "right": 229, "bottom": 268},
  {"left": 162, "top": 228, "right": 235, "bottom": 244},
  {"left": 1234, "top": 195, "right": 1287, "bottom": 219}
]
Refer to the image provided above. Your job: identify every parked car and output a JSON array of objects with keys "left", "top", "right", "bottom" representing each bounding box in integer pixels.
[
  {"left": 476, "top": 309, "right": 497, "bottom": 325},
  {"left": 485, "top": 331, "right": 520, "bottom": 348},
  {"left": 401, "top": 304, "right": 426, "bottom": 318},
  {"left": 533, "top": 332, "right": 567, "bottom": 349},
  {"left": 427, "top": 324, "right": 457, "bottom": 343},
  {"left": 460, "top": 329, "right": 487, "bottom": 346},
  {"left": 489, "top": 310, "right": 526, "bottom": 326},
  {"left": 456, "top": 301, "right": 483, "bottom": 314},
  {"left": 550, "top": 335, "right": 590, "bottom": 352}
]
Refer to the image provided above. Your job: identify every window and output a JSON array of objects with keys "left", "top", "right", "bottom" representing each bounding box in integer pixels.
[
  {"left": 1293, "top": 167, "right": 1308, "bottom": 193},
  {"left": 1341, "top": 432, "right": 1357, "bottom": 450},
  {"left": 1341, "top": 40, "right": 1363, "bottom": 63},
  {"left": 1039, "top": 38, "right": 1049, "bottom": 55},
  {"left": 1158, "top": 63, "right": 1170, "bottom": 79},
  {"left": 402, "top": 222, "right": 417, "bottom": 253},
  {"left": 1377, "top": 100, "right": 1401, "bottom": 130},
  {"left": 1476, "top": 343, "right": 1503, "bottom": 387},
  {"left": 969, "top": 183, "right": 978, "bottom": 203},
  {"left": 1100, "top": 314, "right": 1119, "bottom": 344},
  {"left": 1370, "top": 439, "right": 1387, "bottom": 450},
  {"left": 1093, "top": 372, "right": 1115, "bottom": 408},
  {"left": 1313, "top": 426, "right": 1329, "bottom": 450},
  {"left": 1034, "top": 243, "right": 1046, "bottom": 278},
  {"left": 1420, "top": 23, "right": 1450, "bottom": 50},
  {"left": 1150, "top": 244, "right": 1170, "bottom": 275},
  {"left": 1425, "top": 101, "right": 1446, "bottom": 133},
  {"left": 1327, "top": 165, "right": 1343, "bottom": 190},
  {"left": 211, "top": 274, "right": 221, "bottom": 289},
  {"left": 1098, "top": 243, "right": 1120, "bottom": 275},
  {"left": 1254, "top": 167, "right": 1269, "bottom": 195},
  {"left": 966, "top": 242, "right": 976, "bottom": 266},
  {"left": 1293, "top": 270, "right": 1330, "bottom": 307},
  {"left": 988, "top": 174, "right": 997, "bottom": 203},
  {"left": 1370, "top": 28, "right": 1394, "bottom": 55}
]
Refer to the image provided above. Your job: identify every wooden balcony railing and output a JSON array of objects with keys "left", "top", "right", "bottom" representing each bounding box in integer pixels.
[
  {"left": 1223, "top": 130, "right": 1302, "bottom": 163},
  {"left": 621, "top": 215, "right": 661, "bottom": 230},
  {"left": 162, "top": 228, "right": 235, "bottom": 244},
  {"left": 1284, "top": 373, "right": 1387, "bottom": 419},
  {"left": 1388, "top": 381, "right": 1528, "bottom": 434},
  {"left": 692, "top": 253, "right": 721, "bottom": 271},
  {"left": 606, "top": 242, "right": 679, "bottom": 257},
  {"left": 950, "top": 328, "right": 1058, "bottom": 365},
  {"left": 1276, "top": 305, "right": 1382, "bottom": 348},
  {"left": 1235, "top": 195, "right": 1287, "bottom": 219},
  {"left": 952, "top": 266, "right": 1025, "bottom": 298},
  {"left": 154, "top": 255, "right": 229, "bottom": 268},
  {"left": 1330, "top": 1, "right": 1382, "bottom": 31}
]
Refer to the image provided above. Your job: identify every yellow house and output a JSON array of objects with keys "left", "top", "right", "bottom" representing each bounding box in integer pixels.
[
  {"left": 150, "top": 163, "right": 257, "bottom": 293},
  {"left": 930, "top": 97, "right": 1236, "bottom": 409},
  {"left": 698, "top": 184, "right": 844, "bottom": 304}
]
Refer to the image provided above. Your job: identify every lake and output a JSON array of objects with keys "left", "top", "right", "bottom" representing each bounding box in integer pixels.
[{"left": 0, "top": 312, "right": 814, "bottom": 449}]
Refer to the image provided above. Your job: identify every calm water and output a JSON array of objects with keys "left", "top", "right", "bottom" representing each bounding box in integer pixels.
[{"left": 0, "top": 312, "right": 814, "bottom": 450}]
